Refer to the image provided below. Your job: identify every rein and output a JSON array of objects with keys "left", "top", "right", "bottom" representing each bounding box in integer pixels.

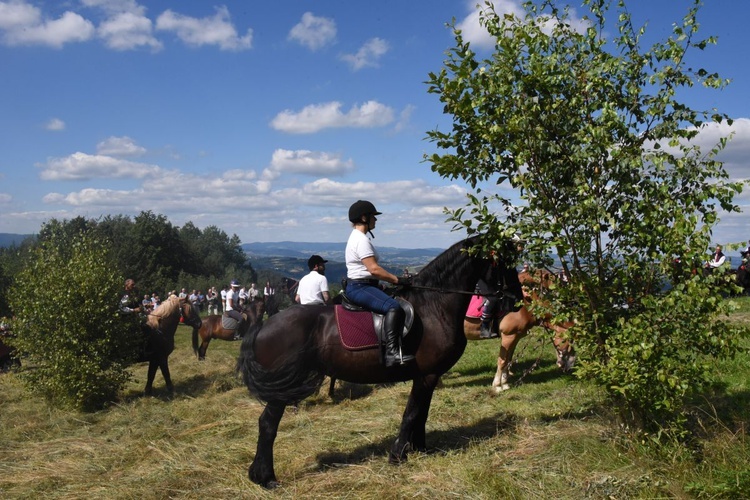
[{"left": 404, "top": 284, "right": 510, "bottom": 298}]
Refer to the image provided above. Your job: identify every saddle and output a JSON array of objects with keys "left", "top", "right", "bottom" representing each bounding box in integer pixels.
[
  {"left": 221, "top": 311, "right": 247, "bottom": 330},
  {"left": 335, "top": 295, "right": 414, "bottom": 351}
]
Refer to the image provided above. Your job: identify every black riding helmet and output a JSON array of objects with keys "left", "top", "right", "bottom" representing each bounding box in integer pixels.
[{"left": 348, "top": 200, "right": 382, "bottom": 237}]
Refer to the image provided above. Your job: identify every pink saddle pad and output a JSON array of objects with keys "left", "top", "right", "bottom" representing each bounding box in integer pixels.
[
  {"left": 335, "top": 305, "right": 379, "bottom": 351},
  {"left": 465, "top": 295, "right": 485, "bottom": 318}
]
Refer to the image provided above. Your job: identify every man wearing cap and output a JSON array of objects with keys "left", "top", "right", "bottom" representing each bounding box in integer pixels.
[{"left": 295, "top": 255, "right": 330, "bottom": 305}]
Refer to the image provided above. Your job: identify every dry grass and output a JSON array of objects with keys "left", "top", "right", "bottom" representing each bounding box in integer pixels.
[{"left": 2, "top": 302, "right": 750, "bottom": 499}]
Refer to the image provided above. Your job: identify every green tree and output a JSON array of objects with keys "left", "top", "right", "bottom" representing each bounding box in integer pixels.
[
  {"left": 8, "top": 229, "right": 138, "bottom": 411},
  {"left": 426, "top": 0, "right": 746, "bottom": 433}
]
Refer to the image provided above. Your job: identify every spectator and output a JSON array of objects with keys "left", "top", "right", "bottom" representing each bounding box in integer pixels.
[
  {"left": 189, "top": 289, "right": 199, "bottom": 307},
  {"left": 705, "top": 244, "right": 726, "bottom": 271},
  {"left": 296, "top": 255, "right": 330, "bottom": 305},
  {"left": 142, "top": 294, "right": 154, "bottom": 314},
  {"left": 263, "top": 281, "right": 275, "bottom": 298},
  {"left": 207, "top": 287, "right": 219, "bottom": 315},
  {"left": 178, "top": 288, "right": 188, "bottom": 300},
  {"left": 249, "top": 283, "right": 259, "bottom": 302},
  {"left": 220, "top": 285, "right": 228, "bottom": 313}
]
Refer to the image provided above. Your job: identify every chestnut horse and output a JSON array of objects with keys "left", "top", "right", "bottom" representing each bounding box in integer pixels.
[
  {"left": 142, "top": 295, "right": 202, "bottom": 395},
  {"left": 237, "top": 236, "right": 520, "bottom": 488},
  {"left": 192, "top": 300, "right": 265, "bottom": 360},
  {"left": 464, "top": 270, "right": 575, "bottom": 393}
]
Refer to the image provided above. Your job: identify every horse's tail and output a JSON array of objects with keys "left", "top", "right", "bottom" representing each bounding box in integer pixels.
[
  {"left": 191, "top": 319, "right": 202, "bottom": 355},
  {"left": 236, "top": 317, "right": 325, "bottom": 405}
]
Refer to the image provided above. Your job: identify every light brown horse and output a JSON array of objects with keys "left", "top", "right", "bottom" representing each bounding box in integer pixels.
[
  {"left": 464, "top": 270, "right": 575, "bottom": 393},
  {"left": 143, "top": 295, "right": 202, "bottom": 395},
  {"left": 192, "top": 300, "right": 265, "bottom": 360}
]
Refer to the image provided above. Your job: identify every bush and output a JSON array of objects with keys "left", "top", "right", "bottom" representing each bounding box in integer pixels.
[{"left": 8, "top": 232, "right": 140, "bottom": 411}]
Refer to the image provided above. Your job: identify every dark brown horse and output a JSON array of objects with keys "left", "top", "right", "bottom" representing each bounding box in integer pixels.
[
  {"left": 142, "top": 295, "right": 202, "bottom": 395},
  {"left": 191, "top": 300, "right": 265, "bottom": 360},
  {"left": 464, "top": 270, "right": 575, "bottom": 392},
  {"left": 237, "top": 236, "right": 520, "bottom": 488}
]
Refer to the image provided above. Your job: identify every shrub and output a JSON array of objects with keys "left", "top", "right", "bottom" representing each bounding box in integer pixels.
[{"left": 8, "top": 231, "right": 139, "bottom": 411}]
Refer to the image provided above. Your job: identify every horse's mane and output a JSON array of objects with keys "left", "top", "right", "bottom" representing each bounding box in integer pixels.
[
  {"left": 415, "top": 236, "right": 480, "bottom": 287},
  {"left": 147, "top": 295, "right": 180, "bottom": 328}
]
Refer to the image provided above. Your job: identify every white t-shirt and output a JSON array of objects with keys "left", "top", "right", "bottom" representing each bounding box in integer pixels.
[
  {"left": 226, "top": 288, "right": 239, "bottom": 311},
  {"left": 346, "top": 229, "right": 378, "bottom": 279},
  {"left": 296, "top": 271, "right": 329, "bottom": 304}
]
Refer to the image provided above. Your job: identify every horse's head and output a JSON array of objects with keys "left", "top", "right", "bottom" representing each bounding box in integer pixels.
[
  {"left": 180, "top": 299, "right": 202, "bottom": 328},
  {"left": 244, "top": 300, "right": 265, "bottom": 325},
  {"left": 555, "top": 342, "right": 576, "bottom": 373}
]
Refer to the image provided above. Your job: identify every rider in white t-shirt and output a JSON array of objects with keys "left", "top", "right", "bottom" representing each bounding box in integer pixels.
[
  {"left": 295, "top": 255, "right": 330, "bottom": 305},
  {"left": 344, "top": 200, "right": 414, "bottom": 367}
]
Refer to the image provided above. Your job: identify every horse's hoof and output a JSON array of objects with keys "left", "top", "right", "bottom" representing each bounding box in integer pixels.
[
  {"left": 491, "top": 384, "right": 511, "bottom": 394},
  {"left": 264, "top": 480, "right": 280, "bottom": 490}
]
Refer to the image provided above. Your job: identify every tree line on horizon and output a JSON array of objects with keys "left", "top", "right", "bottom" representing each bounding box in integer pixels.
[{"left": 0, "top": 211, "right": 258, "bottom": 318}]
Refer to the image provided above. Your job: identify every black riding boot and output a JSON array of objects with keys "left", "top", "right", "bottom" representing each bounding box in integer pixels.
[
  {"left": 384, "top": 308, "right": 415, "bottom": 367},
  {"left": 233, "top": 316, "right": 245, "bottom": 341},
  {"left": 479, "top": 316, "right": 494, "bottom": 338}
]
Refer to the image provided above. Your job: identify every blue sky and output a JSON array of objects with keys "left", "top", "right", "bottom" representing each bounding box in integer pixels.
[{"left": 1, "top": 0, "right": 748, "bottom": 249}]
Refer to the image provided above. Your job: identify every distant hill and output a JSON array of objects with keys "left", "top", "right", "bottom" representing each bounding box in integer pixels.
[
  {"left": 0, "top": 233, "right": 34, "bottom": 247},
  {"left": 242, "top": 241, "right": 444, "bottom": 284}
]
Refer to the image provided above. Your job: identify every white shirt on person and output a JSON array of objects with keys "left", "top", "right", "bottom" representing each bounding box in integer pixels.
[
  {"left": 296, "top": 270, "right": 329, "bottom": 305},
  {"left": 346, "top": 229, "right": 378, "bottom": 279},
  {"left": 226, "top": 289, "right": 239, "bottom": 311},
  {"left": 708, "top": 252, "right": 726, "bottom": 268}
]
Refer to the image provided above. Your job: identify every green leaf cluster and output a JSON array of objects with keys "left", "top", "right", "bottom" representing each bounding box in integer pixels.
[
  {"left": 426, "top": 0, "right": 747, "bottom": 433},
  {"left": 8, "top": 231, "right": 140, "bottom": 411}
]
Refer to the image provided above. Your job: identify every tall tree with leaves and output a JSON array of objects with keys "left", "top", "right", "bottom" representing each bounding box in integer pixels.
[{"left": 426, "top": 0, "right": 746, "bottom": 433}]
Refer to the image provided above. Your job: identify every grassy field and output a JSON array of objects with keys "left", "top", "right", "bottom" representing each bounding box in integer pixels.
[{"left": 1, "top": 300, "right": 750, "bottom": 499}]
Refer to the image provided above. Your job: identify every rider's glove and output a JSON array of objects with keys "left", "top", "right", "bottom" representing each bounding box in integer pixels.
[{"left": 397, "top": 276, "right": 413, "bottom": 287}]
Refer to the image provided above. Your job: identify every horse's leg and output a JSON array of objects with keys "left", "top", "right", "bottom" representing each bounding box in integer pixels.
[
  {"left": 159, "top": 354, "right": 174, "bottom": 395},
  {"left": 249, "top": 401, "right": 286, "bottom": 489},
  {"left": 145, "top": 358, "right": 158, "bottom": 396},
  {"left": 198, "top": 336, "right": 211, "bottom": 360},
  {"left": 328, "top": 377, "right": 336, "bottom": 398},
  {"left": 491, "top": 333, "right": 514, "bottom": 393},
  {"left": 389, "top": 376, "right": 437, "bottom": 463}
]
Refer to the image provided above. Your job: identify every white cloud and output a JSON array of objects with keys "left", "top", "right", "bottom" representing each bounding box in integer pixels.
[
  {"left": 45, "top": 118, "right": 65, "bottom": 131},
  {"left": 340, "top": 37, "right": 390, "bottom": 71},
  {"left": 43, "top": 188, "right": 135, "bottom": 207},
  {"left": 0, "top": 1, "right": 95, "bottom": 48},
  {"left": 269, "top": 149, "right": 354, "bottom": 176},
  {"left": 96, "top": 136, "right": 147, "bottom": 157},
  {"left": 98, "top": 11, "right": 162, "bottom": 51},
  {"left": 80, "top": 0, "right": 145, "bottom": 16},
  {"left": 270, "top": 100, "right": 395, "bottom": 134},
  {"left": 37, "top": 152, "right": 161, "bottom": 180},
  {"left": 288, "top": 12, "right": 336, "bottom": 51},
  {"left": 0, "top": 193, "right": 11, "bottom": 204},
  {"left": 0, "top": 1, "right": 38, "bottom": 29},
  {"left": 457, "top": 0, "right": 588, "bottom": 50},
  {"left": 393, "top": 104, "right": 416, "bottom": 133},
  {"left": 156, "top": 6, "right": 252, "bottom": 51}
]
